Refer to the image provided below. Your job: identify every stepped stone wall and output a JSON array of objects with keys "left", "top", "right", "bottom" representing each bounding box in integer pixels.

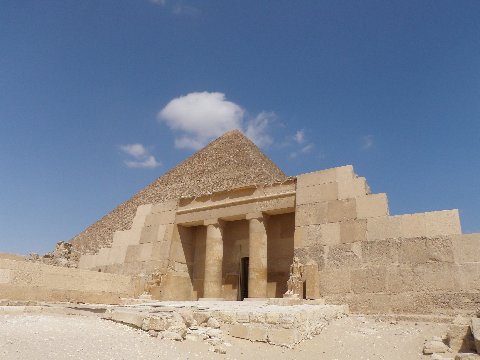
[
  {"left": 0, "top": 259, "right": 140, "bottom": 304},
  {"left": 293, "top": 166, "right": 480, "bottom": 315}
]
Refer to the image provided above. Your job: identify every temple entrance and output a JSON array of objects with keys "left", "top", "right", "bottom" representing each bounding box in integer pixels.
[{"left": 239, "top": 257, "right": 249, "bottom": 300}]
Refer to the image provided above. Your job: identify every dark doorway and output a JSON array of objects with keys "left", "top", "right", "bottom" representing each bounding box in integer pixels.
[{"left": 239, "top": 257, "right": 249, "bottom": 300}]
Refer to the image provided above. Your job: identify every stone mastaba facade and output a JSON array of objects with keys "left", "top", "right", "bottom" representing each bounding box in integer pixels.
[
  {"left": 70, "top": 131, "right": 480, "bottom": 315},
  {"left": 1, "top": 131, "right": 477, "bottom": 314}
]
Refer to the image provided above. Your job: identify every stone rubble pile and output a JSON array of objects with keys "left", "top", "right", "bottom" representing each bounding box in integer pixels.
[
  {"left": 423, "top": 314, "right": 480, "bottom": 360},
  {"left": 28, "top": 241, "right": 78, "bottom": 268},
  {"left": 104, "top": 308, "right": 230, "bottom": 354}
]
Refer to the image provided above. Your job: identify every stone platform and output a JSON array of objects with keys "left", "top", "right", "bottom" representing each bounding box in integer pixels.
[{"left": 106, "top": 299, "right": 348, "bottom": 347}]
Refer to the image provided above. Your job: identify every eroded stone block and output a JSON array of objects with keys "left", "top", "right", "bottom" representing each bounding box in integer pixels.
[
  {"left": 356, "top": 193, "right": 389, "bottom": 219},
  {"left": 327, "top": 199, "right": 357, "bottom": 223}
]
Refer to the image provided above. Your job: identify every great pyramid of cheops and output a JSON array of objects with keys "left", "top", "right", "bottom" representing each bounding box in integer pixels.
[{"left": 69, "top": 130, "right": 287, "bottom": 259}]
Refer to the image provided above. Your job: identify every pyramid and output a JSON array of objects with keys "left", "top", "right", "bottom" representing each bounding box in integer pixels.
[{"left": 69, "top": 130, "right": 287, "bottom": 259}]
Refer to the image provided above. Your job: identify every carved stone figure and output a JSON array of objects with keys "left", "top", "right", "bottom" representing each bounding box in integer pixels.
[{"left": 284, "top": 257, "right": 304, "bottom": 298}]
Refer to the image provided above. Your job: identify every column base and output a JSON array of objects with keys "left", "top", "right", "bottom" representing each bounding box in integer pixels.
[
  {"left": 198, "top": 298, "right": 225, "bottom": 301},
  {"left": 243, "top": 297, "right": 269, "bottom": 301}
]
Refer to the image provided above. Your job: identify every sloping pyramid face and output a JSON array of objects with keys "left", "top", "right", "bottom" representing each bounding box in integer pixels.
[{"left": 70, "top": 130, "right": 287, "bottom": 257}]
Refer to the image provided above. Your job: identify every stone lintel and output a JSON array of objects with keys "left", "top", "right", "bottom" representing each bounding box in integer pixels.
[{"left": 246, "top": 212, "right": 266, "bottom": 221}]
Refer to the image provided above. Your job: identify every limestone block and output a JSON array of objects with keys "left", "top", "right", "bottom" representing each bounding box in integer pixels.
[
  {"left": 367, "top": 216, "right": 402, "bottom": 241},
  {"left": 455, "top": 354, "right": 480, "bottom": 360},
  {"left": 425, "top": 210, "right": 462, "bottom": 237},
  {"left": 415, "top": 263, "right": 456, "bottom": 292},
  {"left": 107, "top": 246, "right": 127, "bottom": 265},
  {"left": 453, "top": 263, "right": 480, "bottom": 291},
  {"left": 78, "top": 255, "right": 96, "bottom": 269},
  {"left": 326, "top": 199, "right": 357, "bottom": 223},
  {"left": 267, "top": 328, "right": 300, "bottom": 347},
  {"left": 399, "top": 213, "right": 427, "bottom": 238},
  {"left": 356, "top": 193, "right": 389, "bottom": 219},
  {"left": 112, "top": 229, "right": 142, "bottom": 247},
  {"left": 151, "top": 200, "right": 179, "bottom": 214},
  {"left": 95, "top": 248, "right": 110, "bottom": 266},
  {"left": 351, "top": 267, "right": 387, "bottom": 294},
  {"left": 447, "top": 316, "right": 476, "bottom": 353},
  {"left": 452, "top": 234, "right": 480, "bottom": 263},
  {"left": 361, "top": 239, "right": 398, "bottom": 265},
  {"left": 296, "top": 165, "right": 354, "bottom": 188},
  {"left": 169, "top": 238, "right": 195, "bottom": 264},
  {"left": 257, "top": 195, "right": 295, "bottom": 214},
  {"left": 125, "top": 243, "right": 154, "bottom": 263},
  {"left": 325, "top": 242, "right": 362, "bottom": 268},
  {"left": 151, "top": 241, "right": 172, "bottom": 260},
  {"left": 262, "top": 183, "right": 296, "bottom": 196},
  {"left": 108, "top": 311, "right": 145, "bottom": 328},
  {"left": 321, "top": 222, "right": 341, "bottom": 246},
  {"left": 295, "top": 202, "right": 328, "bottom": 226},
  {"left": 142, "top": 316, "right": 169, "bottom": 331},
  {"left": 140, "top": 224, "right": 167, "bottom": 244},
  {"left": 143, "top": 260, "right": 169, "bottom": 274},
  {"left": 386, "top": 266, "right": 421, "bottom": 294},
  {"left": 472, "top": 318, "right": 480, "bottom": 354},
  {"left": 340, "top": 219, "right": 367, "bottom": 243},
  {"left": 144, "top": 211, "right": 176, "bottom": 226},
  {"left": 131, "top": 204, "right": 153, "bottom": 229},
  {"left": 338, "top": 177, "right": 368, "bottom": 200},
  {"left": 295, "top": 224, "right": 340, "bottom": 248},
  {"left": 398, "top": 237, "right": 454, "bottom": 264},
  {"left": 228, "top": 324, "right": 249, "bottom": 339},
  {"left": 296, "top": 182, "right": 339, "bottom": 206},
  {"left": 249, "top": 325, "right": 268, "bottom": 342},
  {"left": 156, "top": 272, "right": 194, "bottom": 300}
]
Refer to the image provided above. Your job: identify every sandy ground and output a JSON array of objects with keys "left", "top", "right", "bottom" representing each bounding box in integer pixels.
[{"left": 0, "top": 313, "right": 448, "bottom": 360}]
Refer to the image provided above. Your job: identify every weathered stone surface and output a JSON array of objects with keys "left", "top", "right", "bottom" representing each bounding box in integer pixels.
[
  {"left": 447, "top": 316, "right": 476, "bottom": 353},
  {"left": 423, "top": 339, "right": 450, "bottom": 354},
  {"left": 471, "top": 318, "right": 480, "bottom": 354},
  {"left": 455, "top": 354, "right": 480, "bottom": 360}
]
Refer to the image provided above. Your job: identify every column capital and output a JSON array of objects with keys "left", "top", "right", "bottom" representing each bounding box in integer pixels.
[
  {"left": 245, "top": 212, "right": 266, "bottom": 221},
  {"left": 203, "top": 218, "right": 225, "bottom": 227}
]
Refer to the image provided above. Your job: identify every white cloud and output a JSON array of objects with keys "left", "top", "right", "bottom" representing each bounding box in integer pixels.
[
  {"left": 294, "top": 130, "right": 305, "bottom": 144},
  {"left": 158, "top": 92, "right": 273, "bottom": 150},
  {"left": 245, "top": 112, "right": 274, "bottom": 148},
  {"left": 361, "top": 135, "right": 374, "bottom": 150},
  {"left": 120, "top": 143, "right": 161, "bottom": 169},
  {"left": 301, "top": 143, "right": 314, "bottom": 153},
  {"left": 120, "top": 144, "right": 148, "bottom": 158}
]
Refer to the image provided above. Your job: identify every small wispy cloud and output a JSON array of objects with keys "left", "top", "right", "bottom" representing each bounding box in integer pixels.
[
  {"left": 288, "top": 129, "right": 315, "bottom": 159},
  {"left": 293, "top": 130, "right": 305, "bottom": 144},
  {"left": 120, "top": 144, "right": 161, "bottom": 169},
  {"left": 301, "top": 143, "right": 314, "bottom": 153},
  {"left": 361, "top": 135, "right": 374, "bottom": 150}
]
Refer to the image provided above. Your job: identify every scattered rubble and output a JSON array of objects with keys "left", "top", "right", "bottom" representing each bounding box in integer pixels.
[{"left": 28, "top": 241, "right": 78, "bottom": 268}]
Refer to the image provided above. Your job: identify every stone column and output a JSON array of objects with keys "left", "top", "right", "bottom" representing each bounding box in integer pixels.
[
  {"left": 203, "top": 219, "right": 224, "bottom": 299},
  {"left": 247, "top": 212, "right": 268, "bottom": 298}
]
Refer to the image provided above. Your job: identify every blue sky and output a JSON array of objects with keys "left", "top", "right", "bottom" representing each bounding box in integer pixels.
[{"left": 1, "top": 1, "right": 479, "bottom": 255}]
